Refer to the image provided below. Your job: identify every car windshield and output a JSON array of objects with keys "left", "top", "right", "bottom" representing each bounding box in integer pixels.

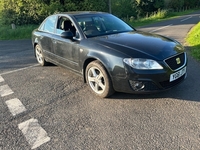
[{"left": 75, "top": 14, "right": 134, "bottom": 38}]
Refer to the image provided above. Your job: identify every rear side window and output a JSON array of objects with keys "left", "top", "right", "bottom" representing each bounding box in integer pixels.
[{"left": 39, "top": 15, "right": 57, "bottom": 33}]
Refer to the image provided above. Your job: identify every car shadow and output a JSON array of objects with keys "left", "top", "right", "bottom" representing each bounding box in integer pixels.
[{"left": 110, "top": 82, "right": 199, "bottom": 102}]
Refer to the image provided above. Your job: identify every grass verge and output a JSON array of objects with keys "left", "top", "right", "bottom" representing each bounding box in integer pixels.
[
  {"left": 0, "top": 24, "right": 38, "bottom": 40},
  {"left": 128, "top": 9, "right": 196, "bottom": 27},
  {"left": 185, "top": 22, "right": 200, "bottom": 61}
]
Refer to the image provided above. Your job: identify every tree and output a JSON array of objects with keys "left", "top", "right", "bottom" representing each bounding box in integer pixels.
[
  {"left": 135, "top": 0, "right": 165, "bottom": 17},
  {"left": 78, "top": 0, "right": 108, "bottom": 11},
  {"left": 184, "top": 0, "right": 200, "bottom": 9},
  {"left": 167, "top": 0, "right": 184, "bottom": 11},
  {"left": 154, "top": 0, "right": 165, "bottom": 9},
  {"left": 111, "top": 0, "right": 137, "bottom": 18},
  {"left": 0, "top": 0, "right": 200, "bottom": 25}
]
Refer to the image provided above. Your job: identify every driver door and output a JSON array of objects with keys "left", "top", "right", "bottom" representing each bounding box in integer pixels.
[{"left": 53, "top": 16, "right": 80, "bottom": 73}]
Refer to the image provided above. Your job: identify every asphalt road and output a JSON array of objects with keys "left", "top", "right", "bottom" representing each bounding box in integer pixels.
[{"left": 0, "top": 11, "right": 200, "bottom": 150}]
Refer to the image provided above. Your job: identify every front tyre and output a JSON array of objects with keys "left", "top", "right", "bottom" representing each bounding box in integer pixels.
[
  {"left": 86, "top": 60, "right": 115, "bottom": 98},
  {"left": 35, "top": 44, "right": 48, "bottom": 66}
]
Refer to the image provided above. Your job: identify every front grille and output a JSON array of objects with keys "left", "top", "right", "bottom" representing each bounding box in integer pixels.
[
  {"left": 165, "top": 53, "right": 186, "bottom": 71},
  {"left": 160, "top": 74, "right": 185, "bottom": 89}
]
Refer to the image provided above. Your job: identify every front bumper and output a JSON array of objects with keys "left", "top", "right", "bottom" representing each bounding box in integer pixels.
[{"left": 112, "top": 66, "right": 187, "bottom": 94}]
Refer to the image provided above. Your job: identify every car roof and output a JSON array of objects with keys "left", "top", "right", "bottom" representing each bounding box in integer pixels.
[{"left": 55, "top": 11, "right": 109, "bottom": 16}]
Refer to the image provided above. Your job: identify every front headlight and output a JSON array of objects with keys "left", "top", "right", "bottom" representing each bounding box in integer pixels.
[{"left": 123, "top": 58, "right": 163, "bottom": 70}]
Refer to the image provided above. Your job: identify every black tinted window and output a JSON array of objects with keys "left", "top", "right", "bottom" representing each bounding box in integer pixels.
[{"left": 75, "top": 14, "right": 133, "bottom": 37}]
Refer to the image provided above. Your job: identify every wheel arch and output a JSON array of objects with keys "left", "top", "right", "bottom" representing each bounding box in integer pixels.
[
  {"left": 82, "top": 56, "right": 113, "bottom": 84},
  {"left": 33, "top": 38, "right": 39, "bottom": 57},
  {"left": 83, "top": 58, "right": 96, "bottom": 83}
]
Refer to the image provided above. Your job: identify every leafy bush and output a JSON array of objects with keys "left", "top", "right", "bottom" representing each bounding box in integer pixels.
[
  {"left": 0, "top": 0, "right": 200, "bottom": 26},
  {"left": 149, "top": 9, "right": 169, "bottom": 19}
]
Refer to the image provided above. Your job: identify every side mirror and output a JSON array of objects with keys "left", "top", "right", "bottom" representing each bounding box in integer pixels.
[{"left": 61, "top": 31, "right": 74, "bottom": 39}]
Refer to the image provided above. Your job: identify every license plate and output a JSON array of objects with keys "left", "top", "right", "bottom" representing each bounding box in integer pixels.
[{"left": 170, "top": 67, "right": 186, "bottom": 82}]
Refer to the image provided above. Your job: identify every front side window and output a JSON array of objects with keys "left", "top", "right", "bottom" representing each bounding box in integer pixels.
[{"left": 56, "top": 16, "right": 77, "bottom": 38}]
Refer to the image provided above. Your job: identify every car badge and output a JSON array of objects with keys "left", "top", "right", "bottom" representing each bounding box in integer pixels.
[{"left": 176, "top": 57, "right": 181, "bottom": 64}]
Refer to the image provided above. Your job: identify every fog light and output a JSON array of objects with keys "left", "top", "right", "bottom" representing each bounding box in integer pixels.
[{"left": 129, "top": 80, "right": 145, "bottom": 91}]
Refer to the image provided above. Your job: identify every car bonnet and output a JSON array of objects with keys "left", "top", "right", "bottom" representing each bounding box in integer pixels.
[{"left": 91, "top": 31, "right": 185, "bottom": 60}]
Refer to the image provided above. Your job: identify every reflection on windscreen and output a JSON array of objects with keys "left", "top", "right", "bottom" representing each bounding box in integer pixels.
[{"left": 75, "top": 14, "right": 133, "bottom": 37}]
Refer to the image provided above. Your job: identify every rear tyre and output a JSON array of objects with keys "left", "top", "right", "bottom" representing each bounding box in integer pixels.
[
  {"left": 86, "top": 60, "right": 115, "bottom": 98},
  {"left": 35, "top": 44, "right": 48, "bottom": 66}
]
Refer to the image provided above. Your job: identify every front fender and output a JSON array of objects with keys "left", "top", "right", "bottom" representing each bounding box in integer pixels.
[{"left": 82, "top": 49, "right": 127, "bottom": 82}]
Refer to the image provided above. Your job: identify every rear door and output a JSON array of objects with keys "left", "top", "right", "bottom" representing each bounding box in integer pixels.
[{"left": 38, "top": 15, "right": 57, "bottom": 60}]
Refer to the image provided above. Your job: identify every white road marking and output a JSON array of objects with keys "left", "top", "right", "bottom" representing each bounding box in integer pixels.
[
  {"left": 181, "top": 16, "right": 192, "bottom": 22},
  {"left": 0, "top": 64, "right": 39, "bottom": 76},
  {"left": 18, "top": 118, "right": 50, "bottom": 149},
  {"left": 150, "top": 24, "right": 173, "bottom": 33},
  {"left": 0, "top": 76, "right": 4, "bottom": 82},
  {"left": 5, "top": 98, "right": 27, "bottom": 116},
  {"left": 0, "top": 85, "right": 14, "bottom": 97}
]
